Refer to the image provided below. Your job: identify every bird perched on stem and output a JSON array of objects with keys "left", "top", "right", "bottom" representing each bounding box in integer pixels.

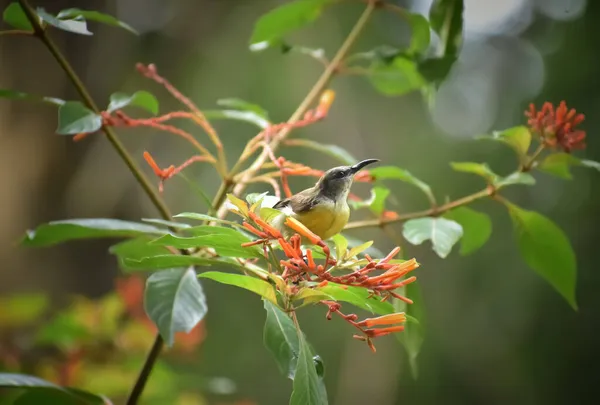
[{"left": 272, "top": 159, "right": 379, "bottom": 241}]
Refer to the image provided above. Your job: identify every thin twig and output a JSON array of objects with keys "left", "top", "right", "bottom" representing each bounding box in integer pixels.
[{"left": 0, "top": 29, "right": 33, "bottom": 36}]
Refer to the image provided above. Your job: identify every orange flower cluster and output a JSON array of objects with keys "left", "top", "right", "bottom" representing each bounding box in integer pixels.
[{"left": 525, "top": 101, "right": 586, "bottom": 152}]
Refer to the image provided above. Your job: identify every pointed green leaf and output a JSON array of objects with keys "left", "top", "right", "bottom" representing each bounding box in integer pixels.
[
  {"left": 293, "top": 288, "right": 333, "bottom": 307},
  {"left": 331, "top": 234, "right": 348, "bottom": 261},
  {"left": 443, "top": 207, "right": 492, "bottom": 255},
  {"left": 56, "top": 101, "right": 102, "bottom": 135},
  {"left": 318, "top": 283, "right": 394, "bottom": 315},
  {"left": 284, "top": 139, "right": 356, "bottom": 166},
  {"left": 450, "top": 161, "right": 497, "bottom": 182},
  {"left": 199, "top": 271, "right": 277, "bottom": 305},
  {"left": 348, "top": 187, "right": 390, "bottom": 215},
  {"left": 429, "top": 0, "right": 464, "bottom": 58},
  {"left": 289, "top": 328, "right": 329, "bottom": 405},
  {"left": 495, "top": 172, "right": 536, "bottom": 188},
  {"left": 369, "top": 57, "right": 425, "bottom": 96},
  {"left": 109, "top": 236, "right": 171, "bottom": 270},
  {"left": 580, "top": 159, "right": 600, "bottom": 171},
  {"left": 107, "top": 91, "right": 159, "bottom": 114},
  {"left": 174, "top": 212, "right": 241, "bottom": 227},
  {"left": 507, "top": 203, "right": 577, "bottom": 309},
  {"left": 393, "top": 9, "right": 430, "bottom": 54},
  {"left": 123, "top": 255, "right": 218, "bottom": 272},
  {"left": 343, "top": 235, "right": 384, "bottom": 258},
  {"left": 402, "top": 217, "right": 463, "bottom": 258},
  {"left": 394, "top": 282, "right": 424, "bottom": 379},
  {"left": 203, "top": 109, "right": 270, "bottom": 129},
  {"left": 0, "top": 89, "right": 64, "bottom": 105},
  {"left": 3, "top": 3, "right": 33, "bottom": 30},
  {"left": 0, "top": 293, "right": 48, "bottom": 327},
  {"left": 479, "top": 126, "right": 532, "bottom": 158},
  {"left": 263, "top": 300, "right": 300, "bottom": 379},
  {"left": 369, "top": 166, "right": 433, "bottom": 202},
  {"left": 141, "top": 218, "right": 191, "bottom": 229},
  {"left": 56, "top": 8, "right": 137, "bottom": 34},
  {"left": 144, "top": 267, "right": 208, "bottom": 346},
  {"left": 538, "top": 153, "right": 580, "bottom": 179},
  {"left": 249, "top": 0, "right": 332, "bottom": 50},
  {"left": 217, "top": 98, "right": 268, "bottom": 118},
  {"left": 260, "top": 207, "right": 282, "bottom": 223},
  {"left": 345, "top": 240, "right": 373, "bottom": 259},
  {"left": 37, "top": 8, "right": 92, "bottom": 35},
  {"left": 23, "top": 219, "right": 165, "bottom": 247}
]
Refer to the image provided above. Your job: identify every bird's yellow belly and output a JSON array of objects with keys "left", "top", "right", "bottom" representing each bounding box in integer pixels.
[{"left": 293, "top": 203, "right": 350, "bottom": 241}]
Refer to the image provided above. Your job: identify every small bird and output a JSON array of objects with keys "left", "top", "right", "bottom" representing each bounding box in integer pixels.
[{"left": 271, "top": 159, "right": 379, "bottom": 241}]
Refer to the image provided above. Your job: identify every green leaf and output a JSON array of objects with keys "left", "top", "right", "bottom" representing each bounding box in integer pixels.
[
  {"left": 109, "top": 236, "right": 171, "bottom": 268},
  {"left": 580, "top": 159, "right": 600, "bottom": 171},
  {"left": 284, "top": 139, "right": 356, "bottom": 166},
  {"left": 151, "top": 227, "right": 261, "bottom": 258},
  {"left": 418, "top": 54, "right": 457, "bottom": 84},
  {"left": 56, "top": 101, "right": 102, "bottom": 135},
  {"left": 23, "top": 219, "right": 165, "bottom": 247},
  {"left": 37, "top": 8, "right": 92, "bottom": 35},
  {"left": 394, "top": 282, "right": 424, "bottom": 379},
  {"left": 141, "top": 218, "right": 191, "bottom": 229},
  {"left": 402, "top": 217, "right": 463, "bottom": 258},
  {"left": 260, "top": 207, "right": 282, "bottom": 223},
  {"left": 507, "top": 203, "right": 577, "bottom": 309},
  {"left": 249, "top": 0, "right": 331, "bottom": 50},
  {"left": 36, "top": 312, "right": 91, "bottom": 349},
  {"left": 343, "top": 235, "right": 384, "bottom": 258},
  {"left": 450, "top": 161, "right": 497, "bottom": 182},
  {"left": 538, "top": 153, "right": 581, "bottom": 180},
  {"left": 395, "top": 10, "right": 431, "bottom": 54},
  {"left": 203, "top": 109, "right": 270, "bottom": 129},
  {"left": 144, "top": 267, "right": 208, "bottom": 346},
  {"left": 217, "top": 98, "right": 268, "bottom": 118},
  {"left": 199, "top": 271, "right": 278, "bottom": 306},
  {"left": 107, "top": 91, "right": 159, "bottom": 115},
  {"left": 174, "top": 212, "right": 241, "bottom": 227},
  {"left": 263, "top": 301, "right": 299, "bottom": 379},
  {"left": 123, "top": 255, "right": 218, "bottom": 272},
  {"left": 443, "top": 207, "right": 492, "bottom": 255},
  {"left": 369, "top": 57, "right": 425, "bottom": 96},
  {"left": 2, "top": 3, "right": 35, "bottom": 30},
  {"left": 318, "top": 283, "right": 394, "bottom": 315},
  {"left": 0, "top": 89, "right": 64, "bottom": 105},
  {"left": 331, "top": 234, "right": 348, "bottom": 261},
  {"left": 369, "top": 166, "right": 434, "bottom": 203},
  {"left": 479, "top": 126, "right": 532, "bottom": 158},
  {"left": 346, "top": 240, "right": 373, "bottom": 259},
  {"left": 369, "top": 186, "right": 390, "bottom": 216},
  {"left": 495, "top": 172, "right": 536, "bottom": 188},
  {"left": 429, "top": 0, "right": 464, "bottom": 59},
  {"left": 56, "top": 8, "right": 137, "bottom": 34},
  {"left": 289, "top": 328, "right": 328, "bottom": 405},
  {"left": 0, "top": 293, "right": 48, "bottom": 327}
]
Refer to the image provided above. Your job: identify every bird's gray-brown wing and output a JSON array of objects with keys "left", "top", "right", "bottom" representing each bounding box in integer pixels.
[{"left": 272, "top": 188, "right": 317, "bottom": 214}]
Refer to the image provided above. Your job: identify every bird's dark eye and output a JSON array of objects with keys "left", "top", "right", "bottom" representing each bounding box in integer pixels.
[{"left": 335, "top": 170, "right": 348, "bottom": 178}]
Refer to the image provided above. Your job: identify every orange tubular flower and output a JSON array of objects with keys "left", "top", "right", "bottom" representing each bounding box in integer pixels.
[
  {"left": 525, "top": 101, "right": 586, "bottom": 152},
  {"left": 356, "top": 313, "right": 407, "bottom": 328}
]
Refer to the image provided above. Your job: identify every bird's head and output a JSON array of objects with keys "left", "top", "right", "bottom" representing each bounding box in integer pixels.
[{"left": 317, "top": 158, "right": 379, "bottom": 201}]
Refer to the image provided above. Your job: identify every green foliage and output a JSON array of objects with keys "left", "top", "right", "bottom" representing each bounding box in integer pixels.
[
  {"left": 289, "top": 328, "right": 328, "bottom": 405},
  {"left": 174, "top": 212, "right": 241, "bottom": 227},
  {"left": 36, "top": 8, "right": 92, "bottom": 35},
  {"left": 369, "top": 166, "right": 434, "bottom": 203},
  {"left": 107, "top": 91, "right": 159, "bottom": 115},
  {"left": 507, "top": 203, "right": 577, "bottom": 309},
  {"left": 22, "top": 219, "right": 165, "bottom": 247},
  {"left": 249, "top": 0, "right": 332, "bottom": 50},
  {"left": 349, "top": 186, "right": 390, "bottom": 215},
  {"left": 284, "top": 139, "right": 357, "bottom": 166},
  {"left": 199, "top": 271, "right": 278, "bottom": 306},
  {"left": 450, "top": 161, "right": 497, "bottom": 183},
  {"left": 429, "top": 0, "right": 464, "bottom": 59},
  {"left": 56, "top": 101, "right": 102, "bottom": 135},
  {"left": 144, "top": 267, "right": 208, "bottom": 346},
  {"left": 0, "top": 88, "right": 64, "bottom": 105},
  {"left": 396, "top": 10, "right": 431, "bottom": 55},
  {"left": 394, "top": 283, "right": 424, "bottom": 378},
  {"left": 369, "top": 57, "right": 425, "bottom": 96},
  {"left": 2, "top": 3, "right": 35, "bottom": 30},
  {"left": 318, "top": 283, "right": 394, "bottom": 314},
  {"left": 217, "top": 97, "right": 269, "bottom": 118},
  {"left": 495, "top": 172, "right": 536, "bottom": 188},
  {"left": 123, "top": 255, "right": 219, "bottom": 272},
  {"left": 204, "top": 108, "right": 270, "bottom": 129},
  {"left": 263, "top": 301, "right": 300, "bottom": 379},
  {"left": 402, "top": 217, "right": 463, "bottom": 258},
  {"left": 0, "top": 293, "right": 48, "bottom": 327},
  {"left": 444, "top": 207, "right": 492, "bottom": 255},
  {"left": 478, "top": 126, "right": 532, "bottom": 159},
  {"left": 537, "top": 154, "right": 600, "bottom": 180},
  {"left": 56, "top": 8, "right": 138, "bottom": 34}
]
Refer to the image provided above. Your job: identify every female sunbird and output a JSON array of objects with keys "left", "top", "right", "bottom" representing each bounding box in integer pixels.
[{"left": 272, "top": 159, "right": 379, "bottom": 240}]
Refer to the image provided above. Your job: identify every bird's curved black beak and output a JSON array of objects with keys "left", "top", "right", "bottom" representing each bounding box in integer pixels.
[{"left": 350, "top": 158, "right": 379, "bottom": 174}]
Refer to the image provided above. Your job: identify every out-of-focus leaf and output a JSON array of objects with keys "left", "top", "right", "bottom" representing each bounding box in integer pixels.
[
  {"left": 174, "top": 212, "right": 241, "bottom": 227},
  {"left": 37, "top": 8, "right": 92, "bottom": 35},
  {"left": 0, "top": 89, "right": 64, "bottom": 105},
  {"left": 394, "top": 282, "right": 424, "bottom": 378},
  {"left": 429, "top": 0, "right": 464, "bottom": 58},
  {"left": 495, "top": 172, "right": 536, "bottom": 188},
  {"left": 443, "top": 207, "right": 492, "bottom": 255},
  {"left": 199, "top": 271, "right": 278, "bottom": 306},
  {"left": 109, "top": 236, "right": 171, "bottom": 267},
  {"left": 394, "top": 9, "right": 430, "bottom": 54},
  {"left": 249, "top": 0, "right": 332, "bottom": 50},
  {"left": 331, "top": 234, "right": 348, "bottom": 261},
  {"left": 217, "top": 98, "right": 268, "bottom": 118},
  {"left": 507, "top": 203, "right": 577, "bottom": 310},
  {"left": 369, "top": 57, "right": 425, "bottom": 96},
  {"left": 23, "top": 219, "right": 165, "bottom": 247},
  {"left": 290, "top": 328, "right": 329, "bottom": 405},
  {"left": 123, "top": 255, "right": 218, "bottom": 272},
  {"left": 369, "top": 166, "right": 433, "bottom": 203},
  {"left": 580, "top": 159, "right": 600, "bottom": 171},
  {"left": 263, "top": 300, "right": 300, "bottom": 379},
  {"left": 260, "top": 207, "right": 281, "bottom": 223},
  {"left": 418, "top": 54, "right": 457, "bottom": 84},
  {"left": 293, "top": 288, "right": 333, "bottom": 307},
  {"left": 150, "top": 227, "right": 261, "bottom": 258},
  {"left": 369, "top": 186, "right": 390, "bottom": 215},
  {"left": 203, "top": 109, "right": 269, "bottom": 129},
  {"left": 177, "top": 173, "right": 215, "bottom": 210},
  {"left": 141, "top": 218, "right": 191, "bottom": 229},
  {"left": 36, "top": 312, "right": 91, "bottom": 349},
  {"left": 0, "top": 293, "right": 48, "bottom": 327},
  {"left": 56, "top": 8, "right": 137, "bottom": 34},
  {"left": 318, "top": 283, "right": 394, "bottom": 314},
  {"left": 478, "top": 126, "right": 532, "bottom": 158},
  {"left": 56, "top": 101, "right": 102, "bottom": 135},
  {"left": 450, "top": 161, "right": 497, "bottom": 182},
  {"left": 282, "top": 44, "right": 326, "bottom": 62},
  {"left": 226, "top": 194, "right": 249, "bottom": 216},
  {"left": 107, "top": 91, "right": 158, "bottom": 114},
  {"left": 144, "top": 267, "right": 208, "bottom": 346},
  {"left": 402, "top": 217, "right": 463, "bottom": 258},
  {"left": 538, "top": 153, "right": 581, "bottom": 180},
  {"left": 284, "top": 139, "right": 356, "bottom": 166},
  {"left": 3, "top": 3, "right": 34, "bottom": 30}
]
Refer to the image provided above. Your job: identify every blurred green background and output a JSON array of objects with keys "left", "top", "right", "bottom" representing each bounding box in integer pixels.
[{"left": 1, "top": 0, "right": 599, "bottom": 404}]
